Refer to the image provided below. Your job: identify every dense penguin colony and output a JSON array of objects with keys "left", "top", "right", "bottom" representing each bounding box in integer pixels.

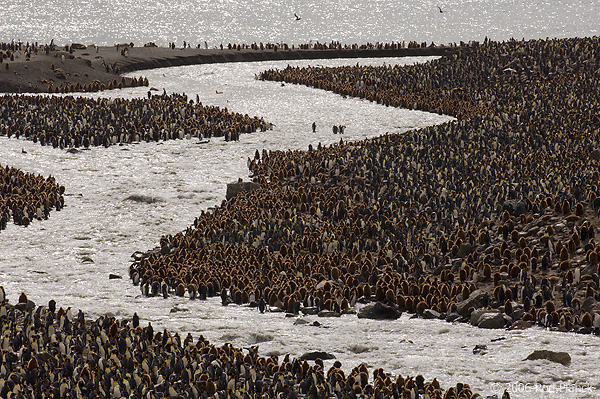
[
  {"left": 8, "top": 36, "right": 600, "bottom": 398},
  {"left": 0, "top": 93, "right": 271, "bottom": 148},
  {"left": 133, "top": 37, "right": 600, "bottom": 334}
]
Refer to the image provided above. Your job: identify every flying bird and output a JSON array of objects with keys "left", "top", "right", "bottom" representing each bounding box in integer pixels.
[
  {"left": 437, "top": 6, "right": 443, "bottom": 13},
  {"left": 294, "top": 13, "right": 301, "bottom": 20}
]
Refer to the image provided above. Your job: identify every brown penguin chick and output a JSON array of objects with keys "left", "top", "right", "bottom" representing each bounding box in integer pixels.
[
  {"left": 572, "top": 231, "right": 582, "bottom": 249},
  {"left": 493, "top": 272, "right": 502, "bottom": 286},
  {"left": 581, "top": 312, "right": 593, "bottom": 328},
  {"left": 522, "top": 312, "right": 534, "bottom": 322},
  {"left": 483, "top": 264, "right": 492, "bottom": 279},
  {"left": 562, "top": 200, "right": 571, "bottom": 214},
  {"left": 509, "top": 264, "right": 520, "bottom": 279},
  {"left": 545, "top": 300, "right": 556, "bottom": 314},
  {"left": 511, "top": 230, "right": 519, "bottom": 243},
  {"left": 493, "top": 247, "right": 501, "bottom": 260},
  {"left": 205, "top": 380, "right": 217, "bottom": 396},
  {"left": 18, "top": 292, "right": 28, "bottom": 304},
  {"left": 504, "top": 300, "right": 513, "bottom": 316},
  {"left": 550, "top": 311, "right": 560, "bottom": 326},
  {"left": 560, "top": 247, "right": 569, "bottom": 262},
  {"left": 415, "top": 300, "right": 428, "bottom": 315},
  {"left": 585, "top": 285, "right": 594, "bottom": 298},
  {"left": 565, "top": 269, "right": 574, "bottom": 283}
]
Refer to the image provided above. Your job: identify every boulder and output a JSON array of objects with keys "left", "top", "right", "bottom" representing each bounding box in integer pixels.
[
  {"left": 300, "top": 351, "right": 336, "bottom": 361},
  {"left": 582, "top": 297, "right": 597, "bottom": 313},
  {"left": 457, "top": 243, "right": 475, "bottom": 258},
  {"left": 422, "top": 309, "right": 441, "bottom": 319},
  {"left": 14, "top": 299, "right": 36, "bottom": 312},
  {"left": 457, "top": 289, "right": 488, "bottom": 316},
  {"left": 71, "top": 43, "right": 87, "bottom": 50},
  {"left": 510, "top": 309, "right": 524, "bottom": 321},
  {"left": 472, "top": 345, "right": 488, "bottom": 355},
  {"left": 301, "top": 307, "right": 319, "bottom": 315},
  {"left": 470, "top": 309, "right": 489, "bottom": 325},
  {"left": 317, "top": 311, "right": 341, "bottom": 317},
  {"left": 357, "top": 302, "right": 402, "bottom": 320},
  {"left": 445, "top": 312, "right": 462, "bottom": 322},
  {"left": 477, "top": 312, "right": 505, "bottom": 329},
  {"left": 524, "top": 350, "right": 571, "bottom": 365},
  {"left": 226, "top": 179, "right": 260, "bottom": 200}
]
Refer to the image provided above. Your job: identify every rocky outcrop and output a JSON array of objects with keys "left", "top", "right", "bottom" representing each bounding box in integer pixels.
[
  {"left": 524, "top": 350, "right": 571, "bottom": 365},
  {"left": 357, "top": 302, "right": 402, "bottom": 320},
  {"left": 226, "top": 180, "right": 260, "bottom": 200}
]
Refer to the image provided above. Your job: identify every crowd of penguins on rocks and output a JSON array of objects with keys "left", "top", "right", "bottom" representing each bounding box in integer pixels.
[
  {"left": 0, "top": 290, "right": 480, "bottom": 399},
  {"left": 130, "top": 36, "right": 600, "bottom": 335},
  {"left": 7, "top": 35, "right": 600, "bottom": 398},
  {"left": 0, "top": 163, "right": 64, "bottom": 232},
  {"left": 0, "top": 93, "right": 271, "bottom": 149},
  {"left": 1, "top": 41, "right": 149, "bottom": 94}
]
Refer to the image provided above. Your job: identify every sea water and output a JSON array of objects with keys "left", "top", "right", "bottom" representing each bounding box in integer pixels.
[{"left": 0, "top": 0, "right": 599, "bottom": 47}]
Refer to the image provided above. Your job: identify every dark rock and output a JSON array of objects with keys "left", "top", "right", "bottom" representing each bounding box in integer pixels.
[
  {"left": 524, "top": 350, "right": 571, "bottom": 365},
  {"left": 457, "top": 289, "right": 487, "bottom": 316},
  {"left": 299, "top": 351, "right": 336, "bottom": 361},
  {"left": 422, "top": 309, "right": 441, "bottom": 319},
  {"left": 108, "top": 273, "right": 122, "bottom": 279},
  {"left": 81, "top": 256, "right": 94, "bottom": 263},
  {"left": 582, "top": 297, "right": 597, "bottom": 313},
  {"left": 293, "top": 318, "right": 309, "bottom": 325},
  {"left": 457, "top": 243, "right": 475, "bottom": 258},
  {"left": 317, "top": 311, "right": 341, "bottom": 317},
  {"left": 470, "top": 309, "right": 489, "bottom": 325},
  {"left": 510, "top": 309, "right": 524, "bottom": 321},
  {"left": 477, "top": 312, "right": 505, "bottom": 329},
  {"left": 473, "top": 344, "right": 488, "bottom": 355},
  {"left": 445, "top": 312, "right": 462, "bottom": 322},
  {"left": 226, "top": 179, "right": 260, "bottom": 200},
  {"left": 71, "top": 43, "right": 87, "bottom": 50},
  {"left": 311, "top": 321, "right": 321, "bottom": 327},
  {"left": 124, "top": 194, "right": 163, "bottom": 204},
  {"left": 14, "top": 299, "right": 36, "bottom": 312},
  {"left": 170, "top": 306, "right": 189, "bottom": 313},
  {"left": 301, "top": 307, "right": 319, "bottom": 315},
  {"left": 357, "top": 302, "right": 402, "bottom": 320},
  {"left": 67, "top": 148, "right": 80, "bottom": 153}
]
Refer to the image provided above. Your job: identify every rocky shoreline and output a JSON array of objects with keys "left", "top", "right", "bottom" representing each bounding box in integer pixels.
[{"left": 0, "top": 44, "right": 458, "bottom": 94}]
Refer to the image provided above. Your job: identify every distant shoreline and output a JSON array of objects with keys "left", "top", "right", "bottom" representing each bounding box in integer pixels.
[{"left": 0, "top": 45, "right": 461, "bottom": 94}]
